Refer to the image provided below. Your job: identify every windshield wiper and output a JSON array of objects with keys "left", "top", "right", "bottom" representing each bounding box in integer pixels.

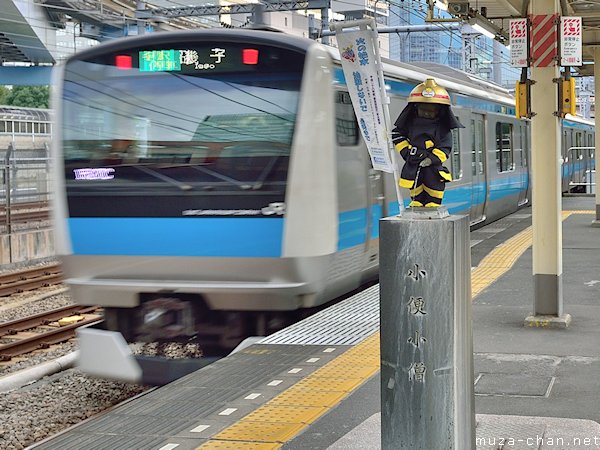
[
  {"left": 188, "top": 165, "right": 255, "bottom": 190},
  {"left": 134, "top": 165, "right": 193, "bottom": 191},
  {"left": 250, "top": 155, "right": 280, "bottom": 190}
]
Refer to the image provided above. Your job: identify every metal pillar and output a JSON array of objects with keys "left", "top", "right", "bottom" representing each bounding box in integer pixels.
[
  {"left": 136, "top": 1, "right": 146, "bottom": 35},
  {"left": 321, "top": 7, "right": 329, "bottom": 45},
  {"left": 3, "top": 144, "right": 13, "bottom": 263},
  {"left": 524, "top": 0, "right": 570, "bottom": 327},
  {"left": 379, "top": 208, "right": 475, "bottom": 450},
  {"left": 462, "top": 32, "right": 479, "bottom": 74},
  {"left": 593, "top": 47, "right": 600, "bottom": 226}
]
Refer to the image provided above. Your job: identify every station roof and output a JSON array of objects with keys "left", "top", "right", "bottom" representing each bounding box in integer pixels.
[{"left": 441, "top": 0, "right": 600, "bottom": 76}]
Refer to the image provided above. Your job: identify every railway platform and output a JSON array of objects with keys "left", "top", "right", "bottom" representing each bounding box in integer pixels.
[{"left": 31, "top": 196, "right": 600, "bottom": 450}]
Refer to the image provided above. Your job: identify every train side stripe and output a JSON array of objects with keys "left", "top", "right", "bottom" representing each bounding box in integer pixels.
[
  {"left": 67, "top": 178, "right": 528, "bottom": 257},
  {"left": 67, "top": 217, "right": 284, "bottom": 257}
]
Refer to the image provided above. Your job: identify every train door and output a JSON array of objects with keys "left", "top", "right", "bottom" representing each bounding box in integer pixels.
[
  {"left": 470, "top": 113, "right": 487, "bottom": 223},
  {"left": 518, "top": 122, "right": 529, "bottom": 206}
]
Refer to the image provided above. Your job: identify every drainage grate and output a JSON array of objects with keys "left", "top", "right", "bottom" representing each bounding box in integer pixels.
[{"left": 259, "top": 284, "right": 380, "bottom": 345}]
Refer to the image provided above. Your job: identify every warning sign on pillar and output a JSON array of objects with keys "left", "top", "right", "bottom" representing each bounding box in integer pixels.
[
  {"left": 531, "top": 14, "right": 558, "bottom": 67},
  {"left": 510, "top": 18, "right": 529, "bottom": 67},
  {"left": 560, "top": 16, "right": 582, "bottom": 66}
]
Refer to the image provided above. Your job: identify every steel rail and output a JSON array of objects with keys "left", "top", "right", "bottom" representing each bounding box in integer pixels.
[
  {"left": 0, "top": 305, "right": 99, "bottom": 337},
  {"left": 0, "top": 317, "right": 102, "bottom": 360},
  {"left": 0, "top": 264, "right": 63, "bottom": 297}
]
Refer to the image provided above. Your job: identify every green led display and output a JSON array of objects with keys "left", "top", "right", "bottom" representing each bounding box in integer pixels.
[{"left": 139, "top": 50, "right": 181, "bottom": 72}]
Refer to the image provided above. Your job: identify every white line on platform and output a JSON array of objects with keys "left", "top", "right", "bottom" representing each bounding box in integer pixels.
[
  {"left": 245, "top": 393, "right": 261, "bottom": 400},
  {"left": 218, "top": 408, "right": 238, "bottom": 416},
  {"left": 268, "top": 379, "right": 283, "bottom": 386},
  {"left": 190, "top": 424, "right": 210, "bottom": 433},
  {"left": 158, "top": 444, "right": 179, "bottom": 450},
  {"left": 306, "top": 358, "right": 320, "bottom": 363},
  {"left": 288, "top": 368, "right": 303, "bottom": 374}
]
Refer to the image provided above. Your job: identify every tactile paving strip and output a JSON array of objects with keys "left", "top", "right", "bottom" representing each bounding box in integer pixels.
[
  {"left": 202, "top": 333, "right": 380, "bottom": 447},
  {"left": 259, "top": 284, "right": 380, "bottom": 345},
  {"left": 198, "top": 442, "right": 280, "bottom": 449},
  {"left": 470, "top": 211, "right": 589, "bottom": 298}
]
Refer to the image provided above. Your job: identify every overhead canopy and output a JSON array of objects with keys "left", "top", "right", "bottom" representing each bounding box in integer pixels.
[{"left": 437, "top": 0, "right": 600, "bottom": 76}]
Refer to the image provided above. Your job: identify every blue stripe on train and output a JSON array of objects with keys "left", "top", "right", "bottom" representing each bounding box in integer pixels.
[
  {"left": 67, "top": 217, "right": 284, "bottom": 257},
  {"left": 68, "top": 177, "right": 528, "bottom": 256}
]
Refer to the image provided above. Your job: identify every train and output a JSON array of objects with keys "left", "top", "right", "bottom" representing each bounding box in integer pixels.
[{"left": 50, "top": 28, "right": 594, "bottom": 383}]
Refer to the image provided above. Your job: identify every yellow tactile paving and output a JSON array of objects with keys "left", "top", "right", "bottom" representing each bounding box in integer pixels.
[
  {"left": 310, "top": 364, "right": 379, "bottom": 380},
  {"left": 197, "top": 442, "right": 281, "bottom": 449},
  {"left": 202, "top": 209, "right": 595, "bottom": 447},
  {"left": 241, "top": 405, "right": 328, "bottom": 424},
  {"left": 326, "top": 352, "right": 379, "bottom": 364},
  {"left": 211, "top": 421, "right": 306, "bottom": 443},
  {"left": 293, "top": 377, "right": 365, "bottom": 392},
  {"left": 268, "top": 389, "right": 348, "bottom": 407}
]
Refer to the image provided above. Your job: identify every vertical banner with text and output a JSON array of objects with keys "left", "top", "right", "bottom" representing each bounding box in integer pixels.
[
  {"left": 560, "top": 16, "right": 582, "bottom": 66},
  {"left": 509, "top": 18, "right": 529, "bottom": 67},
  {"left": 335, "top": 29, "right": 394, "bottom": 173}
]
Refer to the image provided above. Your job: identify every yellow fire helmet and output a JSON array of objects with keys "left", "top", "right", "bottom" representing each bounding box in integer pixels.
[{"left": 408, "top": 78, "right": 451, "bottom": 105}]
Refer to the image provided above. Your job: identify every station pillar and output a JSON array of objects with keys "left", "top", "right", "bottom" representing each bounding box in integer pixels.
[
  {"left": 524, "top": 0, "right": 570, "bottom": 327},
  {"left": 593, "top": 47, "right": 600, "bottom": 227},
  {"left": 379, "top": 208, "right": 475, "bottom": 449}
]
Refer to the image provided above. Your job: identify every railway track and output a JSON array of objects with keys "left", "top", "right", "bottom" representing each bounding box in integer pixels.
[
  {"left": 0, "top": 263, "right": 63, "bottom": 297},
  {"left": 0, "top": 201, "right": 50, "bottom": 225},
  {"left": 0, "top": 305, "right": 102, "bottom": 361}
]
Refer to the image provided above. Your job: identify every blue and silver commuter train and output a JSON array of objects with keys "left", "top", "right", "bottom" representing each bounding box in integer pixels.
[{"left": 50, "top": 29, "right": 594, "bottom": 382}]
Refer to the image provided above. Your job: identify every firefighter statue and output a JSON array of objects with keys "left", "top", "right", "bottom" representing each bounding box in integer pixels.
[{"left": 392, "top": 78, "right": 463, "bottom": 207}]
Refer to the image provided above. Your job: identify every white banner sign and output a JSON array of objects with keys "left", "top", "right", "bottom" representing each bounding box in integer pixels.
[
  {"left": 509, "top": 18, "right": 529, "bottom": 67},
  {"left": 335, "top": 29, "right": 394, "bottom": 172},
  {"left": 560, "top": 16, "right": 582, "bottom": 66}
]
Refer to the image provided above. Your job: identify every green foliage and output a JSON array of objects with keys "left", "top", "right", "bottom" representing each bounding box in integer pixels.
[
  {"left": 4, "top": 86, "right": 50, "bottom": 109},
  {"left": 0, "top": 86, "right": 9, "bottom": 105}
]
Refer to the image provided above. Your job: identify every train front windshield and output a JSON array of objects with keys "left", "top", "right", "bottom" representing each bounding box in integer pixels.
[{"left": 60, "top": 43, "right": 304, "bottom": 218}]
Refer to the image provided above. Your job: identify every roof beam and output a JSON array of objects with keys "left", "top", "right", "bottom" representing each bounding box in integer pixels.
[
  {"left": 495, "top": 0, "right": 522, "bottom": 16},
  {"left": 138, "top": 0, "right": 329, "bottom": 19}
]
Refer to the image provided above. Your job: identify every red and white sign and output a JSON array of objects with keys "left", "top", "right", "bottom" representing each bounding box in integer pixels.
[
  {"left": 510, "top": 18, "right": 529, "bottom": 67},
  {"left": 531, "top": 14, "right": 558, "bottom": 67},
  {"left": 560, "top": 16, "right": 582, "bottom": 66}
]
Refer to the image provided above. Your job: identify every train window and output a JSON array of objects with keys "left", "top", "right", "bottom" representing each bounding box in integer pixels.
[
  {"left": 471, "top": 119, "right": 485, "bottom": 176},
  {"left": 26, "top": 122, "right": 33, "bottom": 134},
  {"left": 335, "top": 91, "right": 359, "bottom": 146},
  {"left": 451, "top": 128, "right": 461, "bottom": 179},
  {"left": 575, "top": 132, "right": 582, "bottom": 148},
  {"left": 495, "top": 122, "right": 514, "bottom": 172},
  {"left": 6, "top": 121, "right": 12, "bottom": 133},
  {"left": 588, "top": 134, "right": 594, "bottom": 148},
  {"left": 0, "top": 121, "right": 4, "bottom": 133}
]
